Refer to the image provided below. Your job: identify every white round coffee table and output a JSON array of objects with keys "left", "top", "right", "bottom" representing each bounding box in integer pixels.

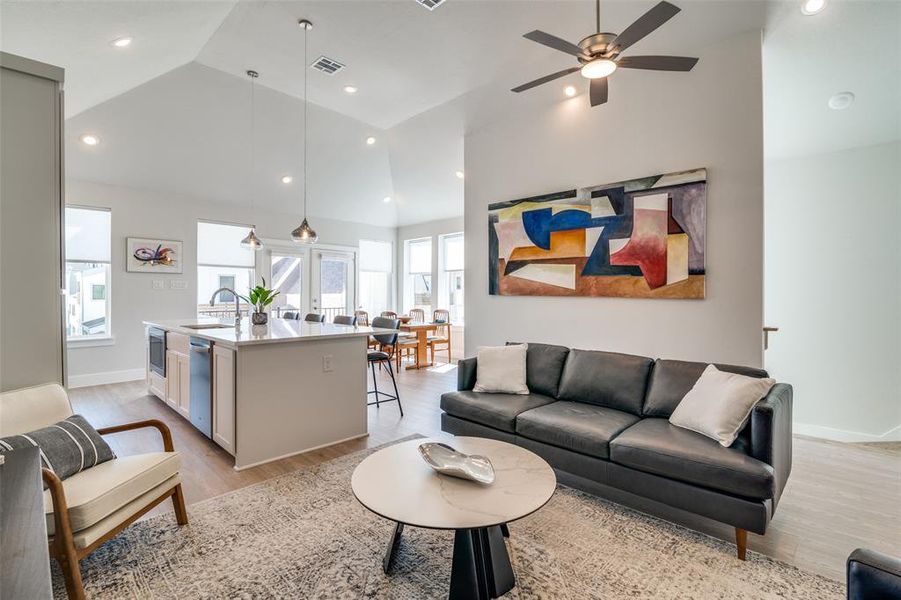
[{"left": 351, "top": 437, "right": 556, "bottom": 599}]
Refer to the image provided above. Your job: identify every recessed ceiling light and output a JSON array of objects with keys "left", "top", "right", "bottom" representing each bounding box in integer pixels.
[
  {"left": 110, "top": 36, "right": 133, "bottom": 48},
  {"left": 801, "top": 0, "right": 825, "bottom": 14},
  {"left": 281, "top": 175, "right": 294, "bottom": 184},
  {"left": 79, "top": 134, "right": 100, "bottom": 146},
  {"left": 564, "top": 86, "right": 577, "bottom": 97},
  {"left": 383, "top": 196, "right": 392, "bottom": 203},
  {"left": 343, "top": 85, "right": 358, "bottom": 94},
  {"left": 828, "top": 91, "right": 855, "bottom": 110},
  {"left": 455, "top": 170, "right": 465, "bottom": 179},
  {"left": 366, "top": 136, "right": 376, "bottom": 145}
]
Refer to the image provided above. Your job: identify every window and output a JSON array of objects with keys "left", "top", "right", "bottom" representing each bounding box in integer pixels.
[
  {"left": 270, "top": 253, "right": 303, "bottom": 313},
  {"left": 440, "top": 232, "right": 464, "bottom": 325},
  {"left": 64, "top": 207, "right": 112, "bottom": 340},
  {"left": 405, "top": 237, "right": 432, "bottom": 314},
  {"left": 197, "top": 221, "right": 255, "bottom": 316},
  {"left": 359, "top": 239, "right": 392, "bottom": 316}
]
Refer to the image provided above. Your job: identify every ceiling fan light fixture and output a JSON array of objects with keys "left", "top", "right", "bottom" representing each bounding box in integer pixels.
[{"left": 580, "top": 58, "right": 617, "bottom": 79}]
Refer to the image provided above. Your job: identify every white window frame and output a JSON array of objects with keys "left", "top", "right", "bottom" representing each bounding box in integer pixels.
[
  {"left": 196, "top": 219, "right": 257, "bottom": 316},
  {"left": 439, "top": 232, "right": 464, "bottom": 325},
  {"left": 65, "top": 206, "right": 113, "bottom": 346},
  {"left": 358, "top": 238, "right": 395, "bottom": 314},
  {"left": 404, "top": 236, "right": 434, "bottom": 314}
]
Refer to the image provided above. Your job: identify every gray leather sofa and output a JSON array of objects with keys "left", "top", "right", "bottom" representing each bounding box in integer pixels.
[
  {"left": 440, "top": 343, "right": 793, "bottom": 560},
  {"left": 848, "top": 548, "right": 901, "bottom": 600}
]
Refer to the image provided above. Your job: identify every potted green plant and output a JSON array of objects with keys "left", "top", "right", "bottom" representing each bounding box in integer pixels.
[{"left": 240, "top": 278, "right": 279, "bottom": 325}]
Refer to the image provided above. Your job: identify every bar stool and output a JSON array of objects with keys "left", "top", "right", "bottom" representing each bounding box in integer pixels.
[{"left": 367, "top": 316, "right": 403, "bottom": 416}]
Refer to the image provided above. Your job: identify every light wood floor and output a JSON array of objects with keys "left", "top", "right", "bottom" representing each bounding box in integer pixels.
[{"left": 70, "top": 364, "right": 900, "bottom": 583}]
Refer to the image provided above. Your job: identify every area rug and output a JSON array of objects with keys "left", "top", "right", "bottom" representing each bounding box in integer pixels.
[{"left": 54, "top": 437, "right": 843, "bottom": 599}]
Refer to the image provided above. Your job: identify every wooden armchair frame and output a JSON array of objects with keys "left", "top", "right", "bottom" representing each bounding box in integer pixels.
[{"left": 43, "top": 419, "right": 188, "bottom": 600}]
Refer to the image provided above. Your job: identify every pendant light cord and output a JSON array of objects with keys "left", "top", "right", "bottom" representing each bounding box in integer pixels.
[
  {"left": 596, "top": 0, "right": 600, "bottom": 33},
  {"left": 250, "top": 73, "right": 255, "bottom": 215},
  {"left": 302, "top": 27, "right": 308, "bottom": 219}
]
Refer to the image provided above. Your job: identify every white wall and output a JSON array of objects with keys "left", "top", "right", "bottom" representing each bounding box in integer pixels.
[
  {"left": 396, "top": 216, "right": 465, "bottom": 313},
  {"left": 65, "top": 179, "right": 395, "bottom": 385},
  {"left": 464, "top": 31, "right": 765, "bottom": 366},
  {"left": 765, "top": 141, "right": 901, "bottom": 441}
]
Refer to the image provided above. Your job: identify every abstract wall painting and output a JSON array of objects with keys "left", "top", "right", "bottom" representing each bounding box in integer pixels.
[
  {"left": 488, "top": 169, "right": 706, "bottom": 299},
  {"left": 126, "top": 237, "right": 183, "bottom": 273}
]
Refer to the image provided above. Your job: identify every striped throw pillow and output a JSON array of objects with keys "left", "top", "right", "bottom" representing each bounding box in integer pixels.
[{"left": 0, "top": 414, "right": 116, "bottom": 484}]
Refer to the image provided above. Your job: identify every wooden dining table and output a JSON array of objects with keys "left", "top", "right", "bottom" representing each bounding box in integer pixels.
[{"left": 398, "top": 321, "right": 438, "bottom": 370}]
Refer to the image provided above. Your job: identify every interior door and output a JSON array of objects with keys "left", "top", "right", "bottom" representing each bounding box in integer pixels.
[{"left": 311, "top": 250, "right": 356, "bottom": 322}]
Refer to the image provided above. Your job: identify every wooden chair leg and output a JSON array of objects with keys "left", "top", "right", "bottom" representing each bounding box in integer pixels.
[
  {"left": 54, "top": 536, "right": 84, "bottom": 600},
  {"left": 172, "top": 484, "right": 189, "bottom": 525},
  {"left": 735, "top": 528, "right": 747, "bottom": 561}
]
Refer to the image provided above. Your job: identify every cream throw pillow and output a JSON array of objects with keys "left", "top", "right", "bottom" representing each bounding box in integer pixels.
[
  {"left": 669, "top": 364, "right": 775, "bottom": 447},
  {"left": 473, "top": 344, "right": 529, "bottom": 394}
]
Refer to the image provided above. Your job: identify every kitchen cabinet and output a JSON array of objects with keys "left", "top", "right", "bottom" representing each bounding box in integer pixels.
[
  {"left": 212, "top": 344, "right": 236, "bottom": 455},
  {"left": 165, "top": 349, "right": 190, "bottom": 419}
]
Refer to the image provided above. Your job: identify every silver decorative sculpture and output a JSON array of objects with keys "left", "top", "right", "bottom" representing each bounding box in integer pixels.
[{"left": 418, "top": 442, "right": 496, "bottom": 485}]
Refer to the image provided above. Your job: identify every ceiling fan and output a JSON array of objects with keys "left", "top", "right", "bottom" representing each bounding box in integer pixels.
[{"left": 511, "top": 0, "right": 698, "bottom": 107}]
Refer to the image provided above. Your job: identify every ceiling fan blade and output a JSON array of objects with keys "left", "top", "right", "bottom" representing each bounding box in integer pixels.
[
  {"left": 511, "top": 67, "right": 580, "bottom": 93},
  {"left": 523, "top": 30, "right": 585, "bottom": 58},
  {"left": 589, "top": 77, "right": 608, "bottom": 107},
  {"left": 610, "top": 1, "right": 681, "bottom": 54},
  {"left": 616, "top": 55, "right": 698, "bottom": 71}
]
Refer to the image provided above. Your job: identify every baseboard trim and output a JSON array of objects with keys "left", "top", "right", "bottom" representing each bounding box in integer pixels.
[
  {"left": 68, "top": 368, "right": 145, "bottom": 389},
  {"left": 794, "top": 421, "right": 901, "bottom": 443}
]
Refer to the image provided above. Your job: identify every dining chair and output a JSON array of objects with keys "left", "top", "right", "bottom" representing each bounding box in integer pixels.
[
  {"left": 395, "top": 335, "right": 419, "bottom": 371},
  {"left": 304, "top": 313, "right": 326, "bottom": 323},
  {"left": 354, "top": 310, "right": 370, "bottom": 326},
  {"left": 282, "top": 311, "right": 301, "bottom": 320},
  {"left": 409, "top": 308, "right": 425, "bottom": 322},
  {"left": 380, "top": 311, "right": 398, "bottom": 319},
  {"left": 429, "top": 309, "right": 452, "bottom": 364},
  {"left": 367, "top": 317, "right": 403, "bottom": 416},
  {"left": 333, "top": 315, "right": 357, "bottom": 326}
]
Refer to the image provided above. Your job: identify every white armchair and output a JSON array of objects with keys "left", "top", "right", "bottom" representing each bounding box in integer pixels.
[{"left": 0, "top": 383, "right": 187, "bottom": 600}]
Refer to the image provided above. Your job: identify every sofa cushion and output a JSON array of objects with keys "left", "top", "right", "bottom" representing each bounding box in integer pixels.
[
  {"left": 609, "top": 419, "right": 775, "bottom": 499},
  {"left": 557, "top": 349, "right": 653, "bottom": 415},
  {"left": 44, "top": 452, "right": 181, "bottom": 534},
  {"left": 516, "top": 401, "right": 639, "bottom": 459},
  {"left": 440, "top": 391, "right": 556, "bottom": 433},
  {"left": 644, "top": 359, "right": 769, "bottom": 418},
  {"left": 508, "top": 342, "right": 570, "bottom": 398}
]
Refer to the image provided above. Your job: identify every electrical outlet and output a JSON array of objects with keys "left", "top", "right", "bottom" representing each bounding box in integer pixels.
[
  {"left": 322, "top": 354, "right": 334, "bottom": 372},
  {"left": 170, "top": 280, "right": 188, "bottom": 290},
  {"left": 152, "top": 280, "right": 166, "bottom": 290}
]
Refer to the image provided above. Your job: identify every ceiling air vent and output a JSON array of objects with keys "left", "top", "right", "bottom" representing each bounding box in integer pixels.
[
  {"left": 415, "top": 0, "right": 447, "bottom": 10},
  {"left": 310, "top": 56, "right": 345, "bottom": 75}
]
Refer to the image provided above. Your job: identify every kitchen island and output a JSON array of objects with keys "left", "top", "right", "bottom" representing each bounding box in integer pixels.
[{"left": 144, "top": 317, "right": 392, "bottom": 470}]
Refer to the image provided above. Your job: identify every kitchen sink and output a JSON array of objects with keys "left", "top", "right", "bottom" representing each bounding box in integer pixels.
[{"left": 181, "top": 324, "right": 233, "bottom": 330}]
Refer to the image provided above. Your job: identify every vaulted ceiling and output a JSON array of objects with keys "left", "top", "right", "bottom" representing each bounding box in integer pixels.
[{"left": 4, "top": 1, "right": 890, "bottom": 227}]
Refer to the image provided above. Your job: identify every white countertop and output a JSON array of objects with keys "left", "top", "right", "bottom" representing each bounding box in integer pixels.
[{"left": 144, "top": 317, "right": 395, "bottom": 348}]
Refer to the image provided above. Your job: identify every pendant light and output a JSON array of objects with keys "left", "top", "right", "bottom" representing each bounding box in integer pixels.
[
  {"left": 240, "top": 69, "right": 264, "bottom": 251},
  {"left": 291, "top": 19, "right": 318, "bottom": 244}
]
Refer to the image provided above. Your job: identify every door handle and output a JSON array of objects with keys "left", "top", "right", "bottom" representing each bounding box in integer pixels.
[{"left": 763, "top": 327, "right": 779, "bottom": 350}]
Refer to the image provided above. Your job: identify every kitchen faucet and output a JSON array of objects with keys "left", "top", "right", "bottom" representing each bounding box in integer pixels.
[{"left": 210, "top": 288, "right": 242, "bottom": 329}]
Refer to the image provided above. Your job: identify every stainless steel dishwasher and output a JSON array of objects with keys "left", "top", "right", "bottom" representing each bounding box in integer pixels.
[{"left": 189, "top": 337, "right": 212, "bottom": 438}]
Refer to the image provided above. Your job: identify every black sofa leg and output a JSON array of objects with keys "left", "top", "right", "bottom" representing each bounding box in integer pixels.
[{"left": 735, "top": 528, "right": 747, "bottom": 561}]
